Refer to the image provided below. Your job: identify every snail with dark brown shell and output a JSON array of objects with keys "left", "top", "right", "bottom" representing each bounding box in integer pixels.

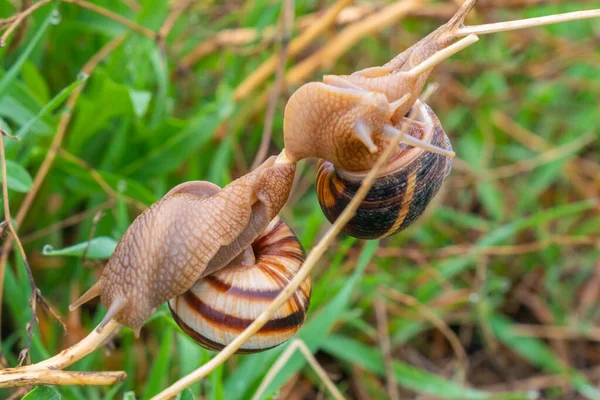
[
  {"left": 316, "top": 101, "right": 452, "bottom": 239},
  {"left": 282, "top": 2, "right": 475, "bottom": 239}
]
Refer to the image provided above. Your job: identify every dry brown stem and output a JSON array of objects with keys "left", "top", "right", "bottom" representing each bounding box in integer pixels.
[
  {"left": 233, "top": 0, "right": 351, "bottom": 101},
  {"left": 252, "top": 339, "right": 345, "bottom": 400},
  {"left": 0, "top": 0, "right": 155, "bottom": 46},
  {"left": 0, "top": 0, "right": 52, "bottom": 46},
  {"left": 386, "top": 289, "right": 469, "bottom": 383},
  {"left": 157, "top": 0, "right": 192, "bottom": 44},
  {"left": 0, "top": 369, "right": 126, "bottom": 388},
  {"left": 512, "top": 324, "right": 600, "bottom": 341},
  {"left": 62, "top": 0, "right": 154, "bottom": 38},
  {"left": 376, "top": 235, "right": 598, "bottom": 259},
  {"left": 20, "top": 202, "right": 113, "bottom": 244},
  {"left": 455, "top": 8, "right": 600, "bottom": 36},
  {"left": 0, "top": 319, "right": 122, "bottom": 387},
  {"left": 58, "top": 150, "right": 147, "bottom": 210},
  {"left": 286, "top": 0, "right": 424, "bottom": 85},
  {"left": 0, "top": 131, "right": 66, "bottom": 365}
]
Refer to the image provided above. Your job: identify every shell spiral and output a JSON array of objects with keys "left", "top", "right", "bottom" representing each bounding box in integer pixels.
[
  {"left": 316, "top": 102, "right": 452, "bottom": 239},
  {"left": 168, "top": 217, "right": 311, "bottom": 353}
]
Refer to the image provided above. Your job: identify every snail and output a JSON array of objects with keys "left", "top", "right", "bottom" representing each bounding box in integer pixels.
[
  {"left": 168, "top": 216, "right": 311, "bottom": 353},
  {"left": 316, "top": 100, "right": 452, "bottom": 239},
  {"left": 282, "top": 1, "right": 475, "bottom": 239},
  {"left": 69, "top": 156, "right": 300, "bottom": 346}
]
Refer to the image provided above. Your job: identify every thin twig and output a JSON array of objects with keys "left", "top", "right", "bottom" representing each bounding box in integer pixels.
[
  {"left": 233, "top": 0, "right": 351, "bottom": 101},
  {"left": 455, "top": 9, "right": 600, "bottom": 36},
  {"left": 376, "top": 235, "right": 598, "bottom": 259},
  {"left": 0, "top": 0, "right": 156, "bottom": 46},
  {"left": 252, "top": 339, "right": 345, "bottom": 400},
  {"left": 407, "top": 34, "right": 479, "bottom": 76},
  {"left": 57, "top": 149, "right": 147, "bottom": 210},
  {"left": 157, "top": 0, "right": 191, "bottom": 43},
  {"left": 20, "top": 201, "right": 113, "bottom": 244},
  {"left": 250, "top": 0, "right": 295, "bottom": 170},
  {"left": 512, "top": 324, "right": 600, "bottom": 341},
  {"left": 81, "top": 210, "right": 105, "bottom": 267},
  {"left": 0, "top": 319, "right": 122, "bottom": 387},
  {"left": 386, "top": 289, "right": 469, "bottom": 383},
  {"left": 63, "top": 0, "right": 155, "bottom": 38},
  {"left": 286, "top": 0, "right": 424, "bottom": 85},
  {"left": 476, "top": 132, "right": 595, "bottom": 182}
]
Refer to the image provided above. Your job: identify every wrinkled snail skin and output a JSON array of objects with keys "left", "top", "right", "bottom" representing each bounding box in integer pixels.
[
  {"left": 70, "top": 157, "right": 296, "bottom": 333},
  {"left": 316, "top": 102, "right": 452, "bottom": 239},
  {"left": 328, "top": 0, "right": 476, "bottom": 122},
  {"left": 283, "top": 82, "right": 395, "bottom": 171},
  {"left": 168, "top": 217, "right": 311, "bottom": 353}
]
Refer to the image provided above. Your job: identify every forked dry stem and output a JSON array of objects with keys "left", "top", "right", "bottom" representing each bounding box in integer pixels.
[
  {"left": 0, "top": 0, "right": 52, "bottom": 46},
  {"left": 252, "top": 339, "right": 345, "bottom": 400},
  {"left": 0, "top": 319, "right": 121, "bottom": 387}
]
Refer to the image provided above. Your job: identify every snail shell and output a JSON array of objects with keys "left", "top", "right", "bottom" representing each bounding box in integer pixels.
[
  {"left": 316, "top": 101, "right": 452, "bottom": 239},
  {"left": 168, "top": 216, "right": 311, "bottom": 353}
]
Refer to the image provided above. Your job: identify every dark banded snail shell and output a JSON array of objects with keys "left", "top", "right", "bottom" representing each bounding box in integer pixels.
[
  {"left": 168, "top": 217, "right": 311, "bottom": 353},
  {"left": 316, "top": 101, "right": 452, "bottom": 239}
]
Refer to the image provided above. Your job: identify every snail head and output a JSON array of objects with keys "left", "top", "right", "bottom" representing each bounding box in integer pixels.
[{"left": 283, "top": 0, "right": 475, "bottom": 171}]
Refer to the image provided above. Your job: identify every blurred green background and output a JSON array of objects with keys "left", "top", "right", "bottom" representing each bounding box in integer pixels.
[{"left": 0, "top": 0, "right": 599, "bottom": 399}]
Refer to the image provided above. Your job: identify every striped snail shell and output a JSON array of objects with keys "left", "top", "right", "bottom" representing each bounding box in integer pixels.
[
  {"left": 168, "top": 216, "right": 311, "bottom": 354},
  {"left": 316, "top": 100, "right": 452, "bottom": 240}
]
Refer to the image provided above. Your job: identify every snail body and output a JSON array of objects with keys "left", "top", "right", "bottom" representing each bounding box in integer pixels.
[
  {"left": 316, "top": 101, "right": 452, "bottom": 239},
  {"left": 169, "top": 217, "right": 311, "bottom": 353},
  {"left": 70, "top": 157, "right": 296, "bottom": 334}
]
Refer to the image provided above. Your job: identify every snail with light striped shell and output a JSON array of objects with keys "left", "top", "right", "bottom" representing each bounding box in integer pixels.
[{"left": 168, "top": 216, "right": 310, "bottom": 353}]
